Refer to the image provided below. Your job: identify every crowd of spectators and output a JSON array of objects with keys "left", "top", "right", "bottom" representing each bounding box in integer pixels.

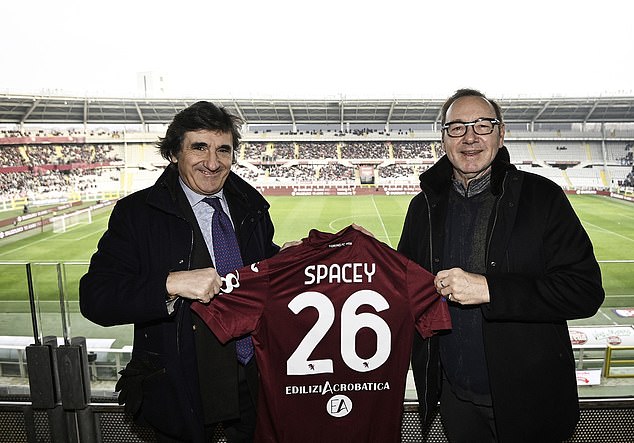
[
  {"left": 248, "top": 163, "right": 355, "bottom": 183},
  {"left": 238, "top": 161, "right": 425, "bottom": 183},
  {"left": 237, "top": 140, "right": 433, "bottom": 183},
  {"left": 620, "top": 143, "right": 633, "bottom": 166},
  {"left": 257, "top": 127, "right": 415, "bottom": 137},
  {"left": 242, "top": 141, "right": 433, "bottom": 162},
  {"left": 0, "top": 169, "right": 102, "bottom": 199},
  {"left": 260, "top": 164, "right": 319, "bottom": 182},
  {"left": 10, "top": 137, "right": 630, "bottom": 199},
  {"left": 378, "top": 164, "right": 416, "bottom": 179},
  {"left": 243, "top": 142, "right": 297, "bottom": 161},
  {"left": 0, "top": 144, "right": 120, "bottom": 199},
  {"left": 623, "top": 167, "right": 634, "bottom": 187},
  {"left": 393, "top": 142, "right": 433, "bottom": 159},
  {"left": 299, "top": 142, "right": 339, "bottom": 160},
  {"left": 242, "top": 143, "right": 268, "bottom": 161},
  {"left": 0, "top": 130, "right": 24, "bottom": 138},
  {"left": 0, "top": 148, "right": 25, "bottom": 167},
  {"left": 232, "top": 164, "right": 261, "bottom": 182},
  {"left": 0, "top": 140, "right": 434, "bottom": 198},
  {"left": 0, "top": 144, "right": 119, "bottom": 168},
  {"left": 340, "top": 142, "right": 388, "bottom": 159},
  {"left": 0, "top": 129, "right": 122, "bottom": 138},
  {"left": 319, "top": 163, "right": 354, "bottom": 181}
]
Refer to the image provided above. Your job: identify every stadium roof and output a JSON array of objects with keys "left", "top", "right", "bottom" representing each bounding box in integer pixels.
[{"left": 1, "top": 94, "right": 634, "bottom": 128}]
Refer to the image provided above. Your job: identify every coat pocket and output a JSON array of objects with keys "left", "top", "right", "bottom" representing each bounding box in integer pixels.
[{"left": 116, "top": 351, "right": 191, "bottom": 439}]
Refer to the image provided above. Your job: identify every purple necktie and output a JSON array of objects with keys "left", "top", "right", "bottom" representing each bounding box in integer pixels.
[{"left": 203, "top": 197, "right": 254, "bottom": 365}]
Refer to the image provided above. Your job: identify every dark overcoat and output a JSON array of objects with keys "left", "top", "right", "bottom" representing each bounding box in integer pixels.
[
  {"left": 398, "top": 147, "right": 604, "bottom": 442},
  {"left": 80, "top": 164, "right": 279, "bottom": 441}
]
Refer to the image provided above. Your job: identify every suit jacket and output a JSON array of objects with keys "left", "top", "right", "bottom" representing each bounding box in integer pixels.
[
  {"left": 398, "top": 147, "right": 604, "bottom": 442},
  {"left": 80, "top": 164, "right": 279, "bottom": 441}
]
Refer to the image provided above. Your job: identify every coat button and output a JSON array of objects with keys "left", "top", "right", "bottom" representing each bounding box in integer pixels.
[
  {"left": 192, "top": 324, "right": 197, "bottom": 331},
  {"left": 433, "top": 258, "right": 440, "bottom": 263},
  {"left": 490, "top": 261, "right": 497, "bottom": 267}
]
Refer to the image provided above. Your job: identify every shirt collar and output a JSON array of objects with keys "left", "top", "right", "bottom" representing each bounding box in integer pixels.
[
  {"left": 452, "top": 171, "right": 491, "bottom": 198},
  {"left": 178, "top": 177, "right": 225, "bottom": 208}
]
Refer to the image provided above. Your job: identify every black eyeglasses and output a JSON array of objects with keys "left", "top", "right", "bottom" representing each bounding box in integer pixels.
[{"left": 442, "top": 118, "right": 501, "bottom": 138}]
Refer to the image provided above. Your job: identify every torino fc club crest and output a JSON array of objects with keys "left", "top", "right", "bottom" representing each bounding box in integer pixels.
[{"left": 327, "top": 394, "right": 352, "bottom": 418}]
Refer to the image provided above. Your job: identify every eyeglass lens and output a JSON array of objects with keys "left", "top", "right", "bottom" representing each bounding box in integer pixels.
[{"left": 446, "top": 120, "right": 495, "bottom": 137}]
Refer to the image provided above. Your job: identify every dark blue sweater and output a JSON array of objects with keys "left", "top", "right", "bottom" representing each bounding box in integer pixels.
[{"left": 439, "top": 175, "right": 495, "bottom": 406}]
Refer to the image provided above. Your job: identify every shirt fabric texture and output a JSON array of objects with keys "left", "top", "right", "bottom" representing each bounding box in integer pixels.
[{"left": 192, "top": 226, "right": 451, "bottom": 443}]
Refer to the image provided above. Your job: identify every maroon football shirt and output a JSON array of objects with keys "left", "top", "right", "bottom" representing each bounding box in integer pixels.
[{"left": 192, "top": 226, "right": 451, "bottom": 443}]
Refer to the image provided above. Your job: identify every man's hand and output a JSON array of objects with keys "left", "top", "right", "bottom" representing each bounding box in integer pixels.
[
  {"left": 434, "top": 267, "right": 490, "bottom": 305},
  {"left": 350, "top": 223, "right": 376, "bottom": 238},
  {"left": 280, "top": 240, "right": 303, "bottom": 251},
  {"left": 166, "top": 267, "right": 222, "bottom": 303}
]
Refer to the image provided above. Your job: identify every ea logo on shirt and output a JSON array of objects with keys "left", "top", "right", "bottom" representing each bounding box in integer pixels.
[{"left": 327, "top": 394, "right": 352, "bottom": 418}]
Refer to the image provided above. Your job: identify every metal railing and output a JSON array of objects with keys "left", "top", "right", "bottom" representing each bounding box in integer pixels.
[{"left": 604, "top": 345, "right": 634, "bottom": 378}]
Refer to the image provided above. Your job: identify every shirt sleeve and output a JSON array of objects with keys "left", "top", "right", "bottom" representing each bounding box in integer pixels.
[{"left": 407, "top": 260, "right": 452, "bottom": 338}]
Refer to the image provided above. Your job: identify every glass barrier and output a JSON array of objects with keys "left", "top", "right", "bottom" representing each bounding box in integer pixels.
[
  {"left": 0, "top": 260, "right": 631, "bottom": 401},
  {"left": 0, "top": 261, "right": 132, "bottom": 398}
]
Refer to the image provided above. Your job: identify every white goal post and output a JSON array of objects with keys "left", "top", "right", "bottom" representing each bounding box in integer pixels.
[{"left": 51, "top": 208, "right": 93, "bottom": 233}]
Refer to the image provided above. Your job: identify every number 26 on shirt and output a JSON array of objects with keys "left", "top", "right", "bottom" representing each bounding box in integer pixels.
[{"left": 286, "top": 289, "right": 391, "bottom": 375}]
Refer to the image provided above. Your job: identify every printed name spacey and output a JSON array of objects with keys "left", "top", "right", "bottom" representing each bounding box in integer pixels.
[{"left": 304, "top": 263, "right": 376, "bottom": 285}]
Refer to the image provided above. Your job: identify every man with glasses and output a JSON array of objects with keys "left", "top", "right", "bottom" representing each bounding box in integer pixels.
[{"left": 398, "top": 89, "right": 604, "bottom": 442}]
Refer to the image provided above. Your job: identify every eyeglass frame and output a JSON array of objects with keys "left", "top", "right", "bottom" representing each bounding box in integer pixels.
[{"left": 441, "top": 117, "right": 502, "bottom": 138}]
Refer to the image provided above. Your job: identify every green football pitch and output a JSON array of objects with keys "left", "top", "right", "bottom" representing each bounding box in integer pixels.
[{"left": 0, "top": 194, "right": 632, "bottom": 346}]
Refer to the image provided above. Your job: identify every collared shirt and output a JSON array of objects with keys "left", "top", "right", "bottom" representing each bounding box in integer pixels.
[
  {"left": 179, "top": 177, "right": 235, "bottom": 265},
  {"left": 166, "top": 178, "right": 235, "bottom": 314},
  {"left": 452, "top": 170, "right": 492, "bottom": 198}
]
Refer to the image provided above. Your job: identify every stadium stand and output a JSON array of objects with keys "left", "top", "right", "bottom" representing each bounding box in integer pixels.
[
  {"left": 1, "top": 95, "right": 634, "bottom": 441},
  {"left": 1, "top": 137, "right": 631, "bottom": 198}
]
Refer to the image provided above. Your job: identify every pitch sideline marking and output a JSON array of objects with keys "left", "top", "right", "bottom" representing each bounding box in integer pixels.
[
  {"left": 583, "top": 221, "right": 634, "bottom": 243},
  {"left": 370, "top": 195, "right": 392, "bottom": 248},
  {"left": 0, "top": 230, "right": 70, "bottom": 257},
  {"left": 0, "top": 222, "right": 105, "bottom": 258},
  {"left": 597, "top": 309, "right": 618, "bottom": 325}
]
